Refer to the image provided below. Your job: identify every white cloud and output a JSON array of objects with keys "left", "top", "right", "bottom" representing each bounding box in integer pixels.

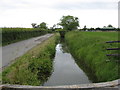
[
  {"left": 52, "top": 1, "right": 117, "bottom": 10},
  {"left": 0, "top": 0, "right": 118, "bottom": 28},
  {"left": 1, "top": 0, "right": 118, "bottom": 11}
]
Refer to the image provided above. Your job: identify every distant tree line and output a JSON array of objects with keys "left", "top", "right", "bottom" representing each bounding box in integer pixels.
[
  {"left": 31, "top": 16, "right": 119, "bottom": 32},
  {"left": 80, "top": 24, "right": 119, "bottom": 31}
]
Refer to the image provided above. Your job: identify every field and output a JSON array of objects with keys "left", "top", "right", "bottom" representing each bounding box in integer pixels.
[
  {"left": 2, "top": 34, "right": 58, "bottom": 86},
  {"left": 2, "top": 28, "right": 52, "bottom": 46},
  {"left": 65, "top": 31, "right": 119, "bottom": 82}
]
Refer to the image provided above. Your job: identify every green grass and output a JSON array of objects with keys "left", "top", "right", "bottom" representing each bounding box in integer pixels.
[
  {"left": 2, "top": 34, "right": 58, "bottom": 86},
  {"left": 65, "top": 31, "right": 119, "bottom": 82}
]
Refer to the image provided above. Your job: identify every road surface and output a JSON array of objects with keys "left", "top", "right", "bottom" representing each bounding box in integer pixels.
[{"left": 1, "top": 34, "right": 53, "bottom": 70}]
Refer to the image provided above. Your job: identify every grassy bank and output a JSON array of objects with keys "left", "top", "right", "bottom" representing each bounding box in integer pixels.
[
  {"left": 2, "top": 34, "right": 58, "bottom": 86},
  {"left": 65, "top": 31, "right": 119, "bottom": 82}
]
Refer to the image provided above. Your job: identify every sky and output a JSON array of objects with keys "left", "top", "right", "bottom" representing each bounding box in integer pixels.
[{"left": 0, "top": 0, "right": 119, "bottom": 28}]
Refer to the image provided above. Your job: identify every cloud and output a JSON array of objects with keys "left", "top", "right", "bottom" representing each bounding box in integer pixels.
[
  {"left": 0, "top": 0, "right": 118, "bottom": 28},
  {"left": 0, "top": 0, "right": 29, "bottom": 12},
  {"left": 0, "top": 0, "right": 118, "bottom": 12},
  {"left": 52, "top": 1, "right": 118, "bottom": 10}
]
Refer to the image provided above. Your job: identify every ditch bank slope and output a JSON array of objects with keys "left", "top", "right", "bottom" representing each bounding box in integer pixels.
[
  {"left": 2, "top": 34, "right": 58, "bottom": 86},
  {"left": 65, "top": 31, "right": 119, "bottom": 82}
]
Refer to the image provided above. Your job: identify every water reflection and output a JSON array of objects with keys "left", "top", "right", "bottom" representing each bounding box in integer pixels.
[{"left": 44, "top": 44, "right": 91, "bottom": 86}]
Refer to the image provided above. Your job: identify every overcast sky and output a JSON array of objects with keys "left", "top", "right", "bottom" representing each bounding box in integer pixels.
[{"left": 0, "top": 0, "right": 119, "bottom": 28}]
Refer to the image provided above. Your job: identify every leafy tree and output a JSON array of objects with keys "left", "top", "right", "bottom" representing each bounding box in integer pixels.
[
  {"left": 89, "top": 27, "right": 94, "bottom": 31},
  {"left": 83, "top": 25, "right": 87, "bottom": 31},
  {"left": 31, "top": 23, "right": 37, "bottom": 28},
  {"left": 96, "top": 27, "right": 100, "bottom": 30},
  {"left": 59, "top": 15, "right": 79, "bottom": 31},
  {"left": 50, "top": 24, "right": 56, "bottom": 31},
  {"left": 51, "top": 24, "right": 56, "bottom": 29},
  {"left": 108, "top": 24, "right": 113, "bottom": 27},
  {"left": 39, "top": 22, "right": 48, "bottom": 29}
]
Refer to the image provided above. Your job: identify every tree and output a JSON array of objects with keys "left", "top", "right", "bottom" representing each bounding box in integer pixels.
[
  {"left": 83, "top": 25, "right": 87, "bottom": 31},
  {"left": 52, "top": 24, "right": 56, "bottom": 29},
  {"left": 59, "top": 15, "right": 79, "bottom": 31},
  {"left": 108, "top": 24, "right": 113, "bottom": 27},
  {"left": 31, "top": 23, "right": 37, "bottom": 28},
  {"left": 39, "top": 22, "right": 48, "bottom": 29},
  {"left": 96, "top": 27, "right": 100, "bottom": 30},
  {"left": 50, "top": 24, "right": 56, "bottom": 31},
  {"left": 103, "top": 26, "right": 106, "bottom": 28},
  {"left": 89, "top": 27, "right": 94, "bottom": 31}
]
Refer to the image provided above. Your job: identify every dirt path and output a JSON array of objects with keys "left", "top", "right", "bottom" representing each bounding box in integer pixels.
[{"left": 1, "top": 34, "right": 53, "bottom": 69}]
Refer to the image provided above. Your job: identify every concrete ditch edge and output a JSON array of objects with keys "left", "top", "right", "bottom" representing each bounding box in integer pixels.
[{"left": 0, "top": 79, "right": 120, "bottom": 89}]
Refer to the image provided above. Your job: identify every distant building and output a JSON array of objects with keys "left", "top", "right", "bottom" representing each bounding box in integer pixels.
[
  {"left": 99, "top": 26, "right": 116, "bottom": 31},
  {"left": 102, "top": 27, "right": 115, "bottom": 30}
]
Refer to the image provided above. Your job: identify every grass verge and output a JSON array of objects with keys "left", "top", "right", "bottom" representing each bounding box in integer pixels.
[
  {"left": 65, "top": 31, "right": 119, "bottom": 82},
  {"left": 2, "top": 34, "right": 59, "bottom": 86}
]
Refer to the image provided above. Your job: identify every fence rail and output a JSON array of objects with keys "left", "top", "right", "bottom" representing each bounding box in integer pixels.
[
  {"left": 106, "top": 48, "right": 120, "bottom": 50},
  {"left": 106, "top": 41, "right": 120, "bottom": 58},
  {"left": 106, "top": 41, "right": 120, "bottom": 43},
  {"left": 106, "top": 54, "right": 120, "bottom": 57}
]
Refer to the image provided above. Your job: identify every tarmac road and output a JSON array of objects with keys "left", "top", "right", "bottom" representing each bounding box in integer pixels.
[{"left": 1, "top": 34, "right": 53, "bottom": 70}]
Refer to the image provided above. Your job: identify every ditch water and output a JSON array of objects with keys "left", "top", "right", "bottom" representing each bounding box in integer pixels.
[{"left": 43, "top": 44, "right": 91, "bottom": 86}]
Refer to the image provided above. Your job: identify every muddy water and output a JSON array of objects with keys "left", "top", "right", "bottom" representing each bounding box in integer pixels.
[{"left": 44, "top": 44, "right": 91, "bottom": 86}]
